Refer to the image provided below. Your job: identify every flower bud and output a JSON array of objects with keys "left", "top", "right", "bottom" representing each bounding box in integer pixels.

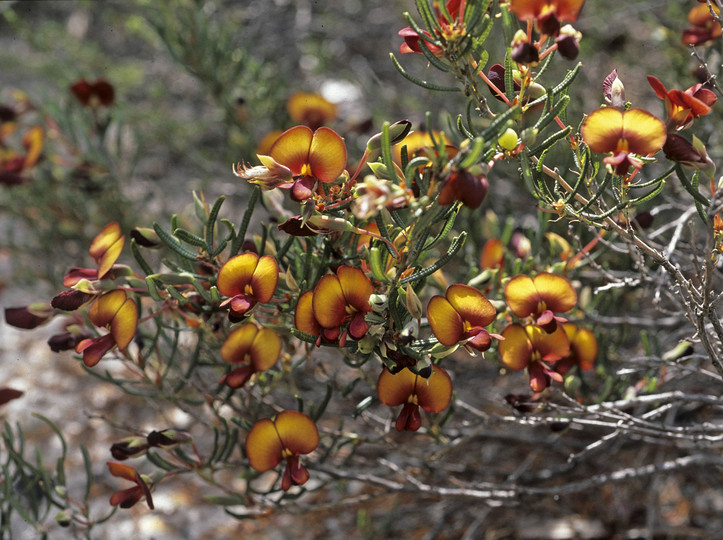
[
  {"left": 55, "top": 510, "right": 72, "bottom": 527},
  {"left": 146, "top": 429, "right": 192, "bottom": 449},
  {"left": 366, "top": 120, "right": 412, "bottom": 151},
  {"left": 111, "top": 436, "right": 149, "bottom": 460},
  {"left": 603, "top": 69, "right": 625, "bottom": 109},
  {"left": 498, "top": 128, "right": 519, "bottom": 151}
]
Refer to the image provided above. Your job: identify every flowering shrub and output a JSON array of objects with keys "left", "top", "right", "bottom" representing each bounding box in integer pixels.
[{"left": 4, "top": 0, "right": 723, "bottom": 536}]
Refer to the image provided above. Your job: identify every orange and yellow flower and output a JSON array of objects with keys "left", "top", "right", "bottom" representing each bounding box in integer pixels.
[
  {"left": 107, "top": 462, "right": 153, "bottom": 510},
  {"left": 398, "top": 0, "right": 462, "bottom": 56},
  {"left": 377, "top": 365, "right": 453, "bottom": 431},
  {"left": 480, "top": 238, "right": 505, "bottom": 269},
  {"left": 75, "top": 290, "right": 138, "bottom": 367},
  {"left": 245, "top": 411, "right": 319, "bottom": 491},
  {"left": 294, "top": 266, "right": 374, "bottom": 346},
  {"left": 427, "top": 284, "right": 499, "bottom": 352},
  {"left": 61, "top": 222, "right": 125, "bottom": 292},
  {"left": 682, "top": 2, "right": 721, "bottom": 46},
  {"left": 0, "top": 125, "right": 43, "bottom": 186},
  {"left": 554, "top": 323, "right": 598, "bottom": 375},
  {"left": 509, "top": 0, "right": 585, "bottom": 36},
  {"left": 287, "top": 92, "right": 337, "bottom": 130},
  {"left": 580, "top": 107, "right": 666, "bottom": 176},
  {"left": 220, "top": 323, "right": 281, "bottom": 388},
  {"left": 235, "top": 125, "right": 347, "bottom": 201},
  {"left": 217, "top": 253, "right": 278, "bottom": 321},
  {"left": 70, "top": 78, "right": 115, "bottom": 108},
  {"left": 504, "top": 272, "right": 577, "bottom": 332},
  {"left": 498, "top": 324, "right": 570, "bottom": 392},
  {"left": 647, "top": 75, "right": 717, "bottom": 131}
]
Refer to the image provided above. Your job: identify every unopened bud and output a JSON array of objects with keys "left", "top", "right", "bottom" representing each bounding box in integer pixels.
[
  {"left": 366, "top": 120, "right": 412, "bottom": 151},
  {"left": 55, "top": 510, "right": 72, "bottom": 527},
  {"left": 405, "top": 284, "right": 423, "bottom": 319},
  {"left": 146, "top": 429, "right": 192, "bottom": 449},
  {"left": 603, "top": 69, "right": 625, "bottom": 109}
]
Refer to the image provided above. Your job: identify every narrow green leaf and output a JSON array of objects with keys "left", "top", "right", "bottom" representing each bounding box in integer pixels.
[
  {"left": 400, "top": 232, "right": 466, "bottom": 285},
  {"left": 389, "top": 53, "right": 460, "bottom": 92}
]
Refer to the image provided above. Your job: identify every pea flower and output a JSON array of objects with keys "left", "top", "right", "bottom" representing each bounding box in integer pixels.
[
  {"left": 377, "top": 365, "right": 453, "bottom": 432},
  {"left": 0, "top": 125, "right": 43, "bottom": 186},
  {"left": 245, "top": 411, "right": 319, "bottom": 492},
  {"left": 398, "top": 0, "right": 462, "bottom": 56},
  {"left": 294, "top": 266, "right": 374, "bottom": 346},
  {"left": 287, "top": 92, "right": 337, "bottom": 130},
  {"left": 647, "top": 75, "right": 717, "bottom": 131},
  {"left": 106, "top": 462, "right": 154, "bottom": 510},
  {"left": 580, "top": 107, "right": 666, "bottom": 176},
  {"left": 438, "top": 169, "right": 489, "bottom": 209},
  {"left": 504, "top": 273, "right": 577, "bottom": 333},
  {"left": 70, "top": 78, "right": 115, "bottom": 108},
  {"left": 220, "top": 323, "right": 281, "bottom": 388},
  {"left": 663, "top": 133, "right": 716, "bottom": 178},
  {"left": 554, "top": 323, "right": 598, "bottom": 376},
  {"left": 217, "top": 253, "right": 279, "bottom": 321},
  {"left": 480, "top": 238, "right": 504, "bottom": 269},
  {"left": 682, "top": 2, "right": 721, "bottom": 46},
  {"left": 498, "top": 324, "right": 570, "bottom": 392},
  {"left": 509, "top": 0, "right": 586, "bottom": 37},
  {"left": 54, "top": 222, "right": 126, "bottom": 312},
  {"left": 427, "top": 284, "right": 500, "bottom": 352},
  {"left": 75, "top": 290, "right": 138, "bottom": 367},
  {"left": 4, "top": 302, "right": 54, "bottom": 330},
  {"left": 235, "top": 125, "right": 347, "bottom": 201}
]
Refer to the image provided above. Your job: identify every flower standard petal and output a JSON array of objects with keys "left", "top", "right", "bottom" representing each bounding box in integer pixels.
[
  {"left": 528, "top": 324, "right": 570, "bottom": 362},
  {"left": 509, "top": 0, "right": 542, "bottom": 19},
  {"left": 308, "top": 127, "right": 347, "bottom": 183},
  {"left": 498, "top": 324, "right": 533, "bottom": 370},
  {"left": 504, "top": 275, "right": 541, "bottom": 318},
  {"left": 269, "top": 125, "right": 313, "bottom": 176},
  {"left": 287, "top": 92, "right": 337, "bottom": 128},
  {"left": 217, "top": 253, "right": 259, "bottom": 297},
  {"left": 250, "top": 255, "right": 279, "bottom": 303},
  {"left": 337, "top": 266, "right": 373, "bottom": 313},
  {"left": 556, "top": 0, "right": 585, "bottom": 20},
  {"left": 107, "top": 461, "right": 139, "bottom": 482},
  {"left": 312, "top": 274, "right": 347, "bottom": 329},
  {"left": 414, "top": 365, "right": 453, "bottom": 413},
  {"left": 581, "top": 107, "right": 625, "bottom": 154},
  {"left": 249, "top": 327, "right": 282, "bottom": 371},
  {"left": 220, "top": 323, "right": 258, "bottom": 363},
  {"left": 245, "top": 418, "right": 284, "bottom": 472},
  {"left": 294, "top": 291, "right": 321, "bottom": 337},
  {"left": 621, "top": 109, "right": 666, "bottom": 155},
  {"left": 427, "top": 295, "right": 464, "bottom": 346},
  {"left": 76, "top": 334, "right": 115, "bottom": 367},
  {"left": 110, "top": 297, "right": 138, "bottom": 350},
  {"left": 274, "top": 411, "right": 319, "bottom": 457},
  {"left": 89, "top": 222, "right": 124, "bottom": 278},
  {"left": 88, "top": 290, "right": 127, "bottom": 327},
  {"left": 563, "top": 324, "right": 598, "bottom": 371},
  {"left": 445, "top": 284, "right": 496, "bottom": 327},
  {"left": 377, "top": 367, "right": 418, "bottom": 407},
  {"left": 533, "top": 273, "right": 577, "bottom": 313}
]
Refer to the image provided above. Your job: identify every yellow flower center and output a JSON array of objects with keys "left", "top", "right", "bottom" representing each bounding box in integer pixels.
[
  {"left": 616, "top": 138, "right": 629, "bottom": 154},
  {"left": 300, "top": 163, "right": 313, "bottom": 177},
  {"left": 536, "top": 300, "right": 547, "bottom": 314},
  {"left": 531, "top": 350, "right": 542, "bottom": 363}
]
